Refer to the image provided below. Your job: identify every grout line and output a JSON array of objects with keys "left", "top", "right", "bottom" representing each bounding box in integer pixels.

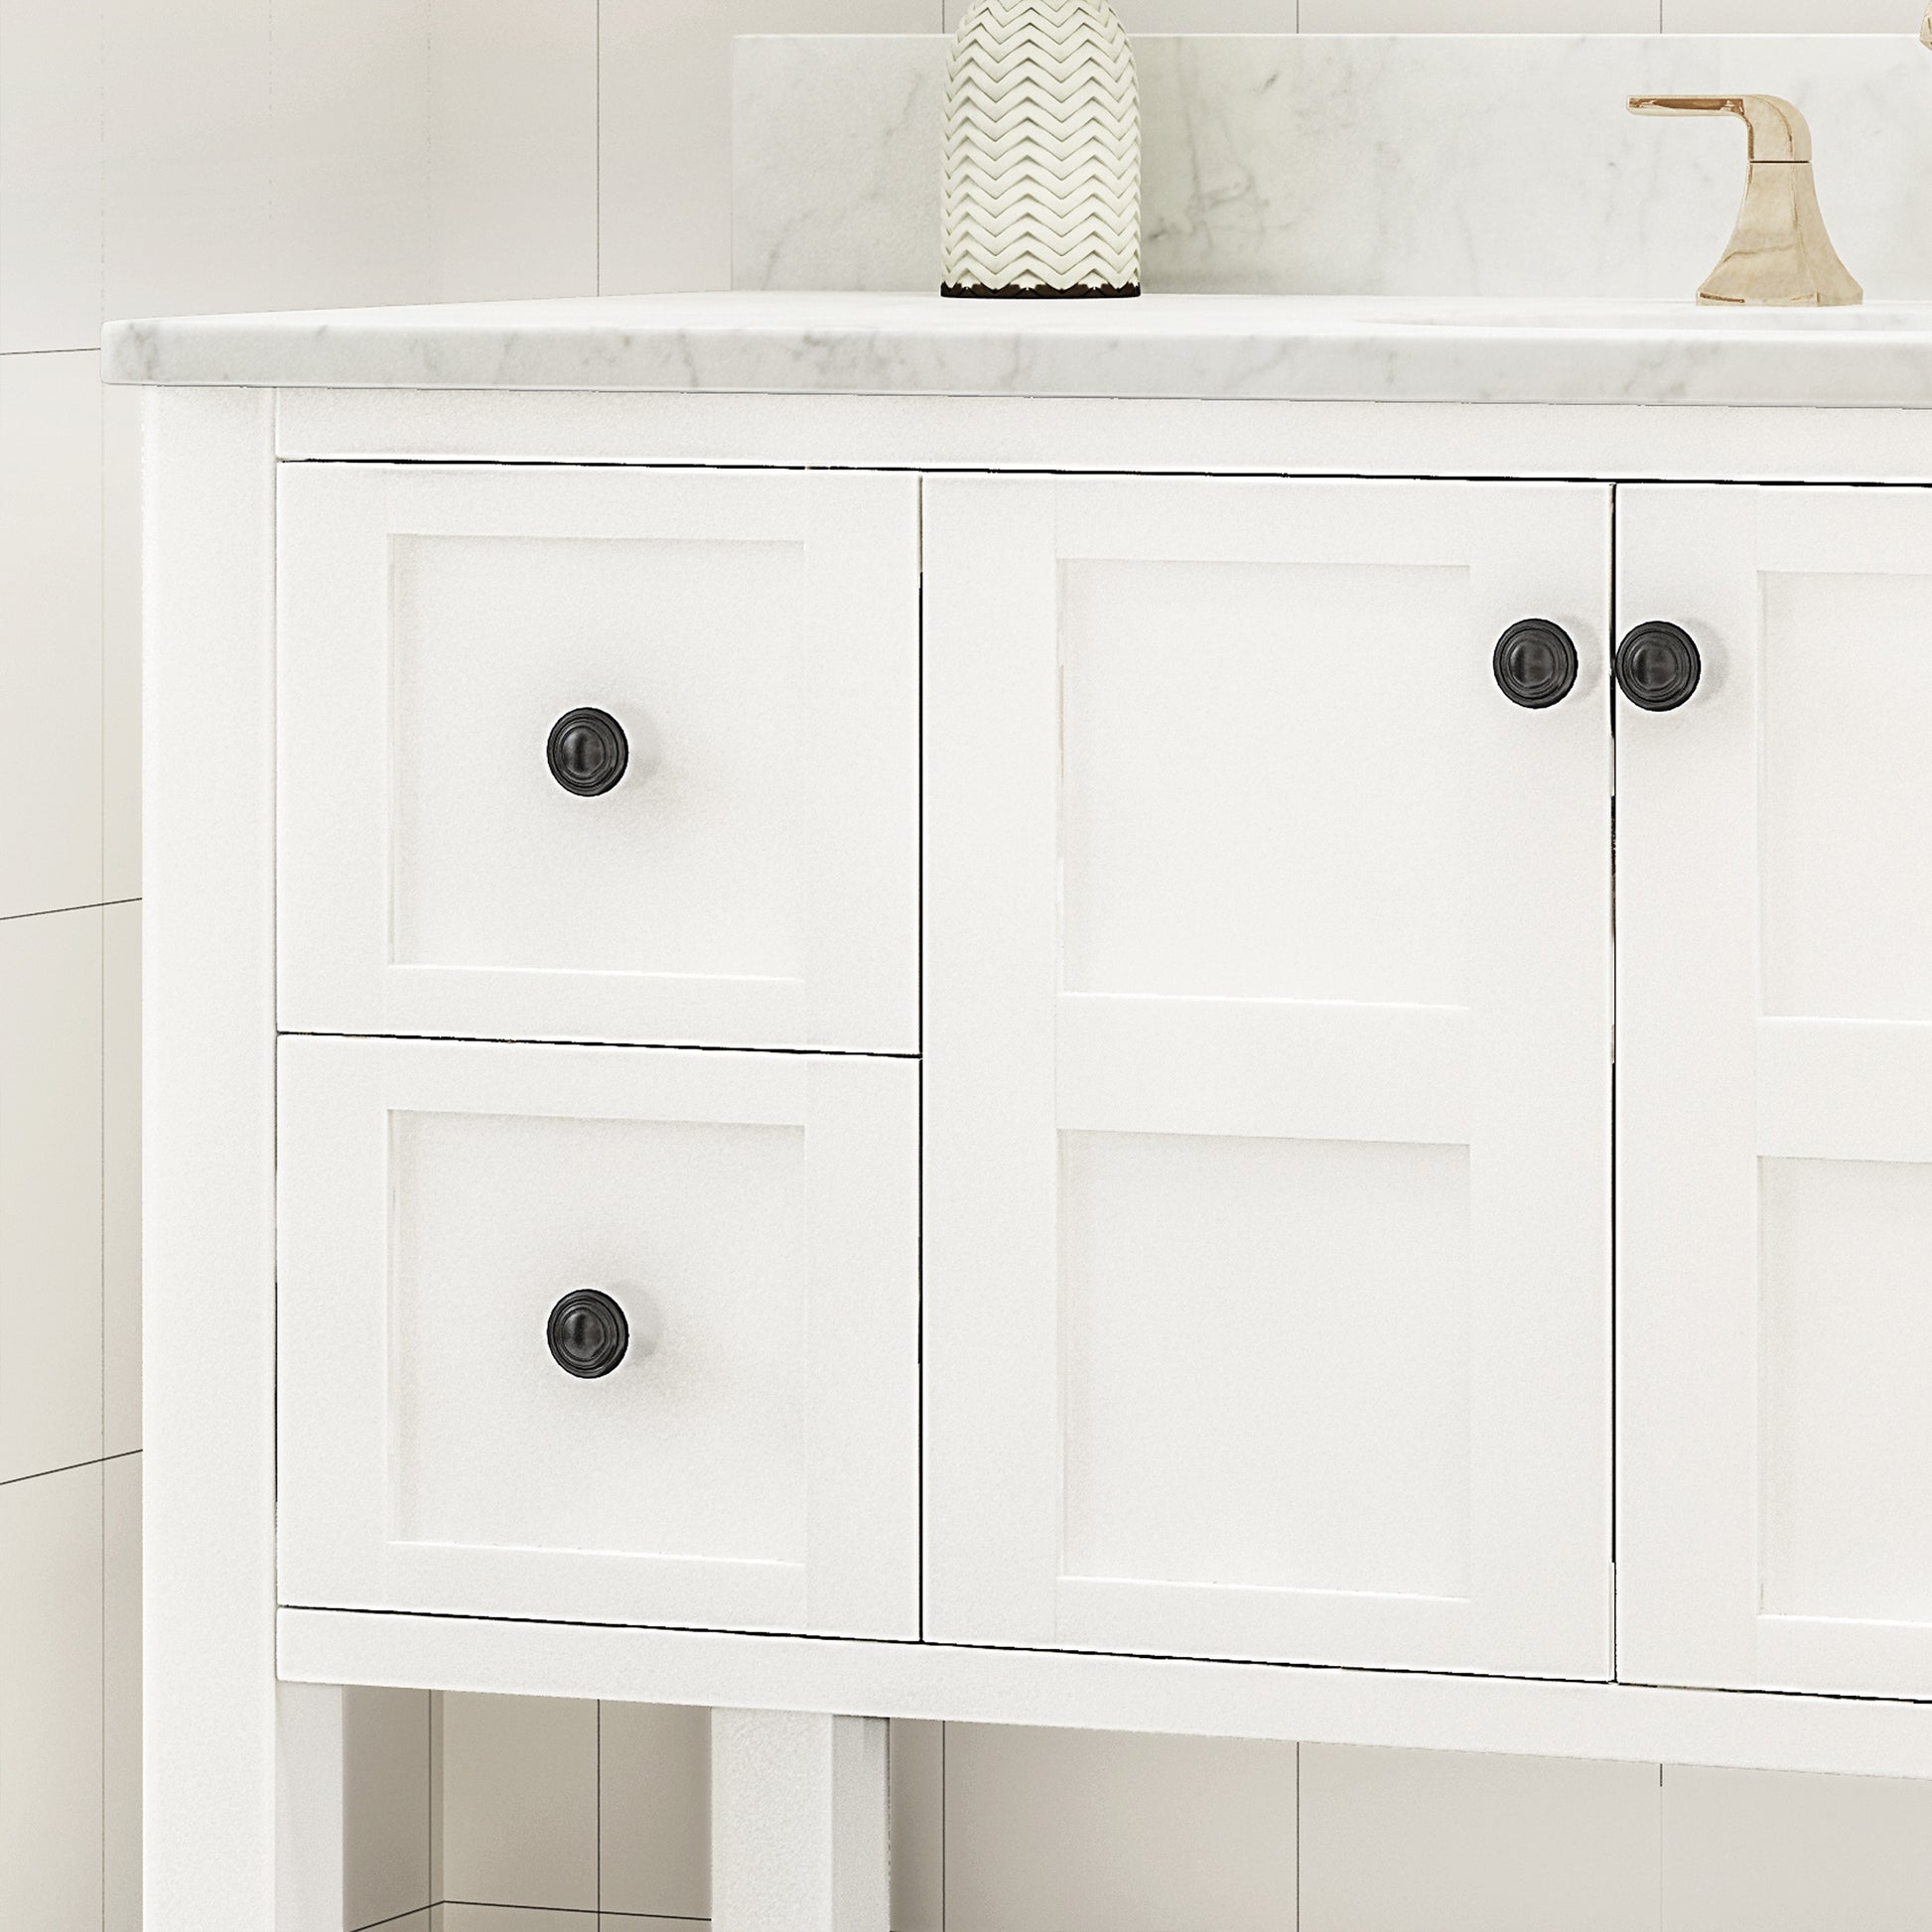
[
  {"left": 0, "top": 896, "right": 140, "bottom": 926},
  {"left": 99, "top": 1446, "right": 107, "bottom": 1932},
  {"left": 349, "top": 1906, "right": 439, "bottom": 1932},
  {"left": 0, "top": 345, "right": 99, "bottom": 357},
  {"left": 595, "top": 0, "right": 604, "bottom": 296},
  {"left": 0, "top": 1448, "right": 140, "bottom": 1493}
]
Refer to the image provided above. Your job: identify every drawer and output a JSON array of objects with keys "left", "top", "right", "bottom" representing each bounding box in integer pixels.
[
  {"left": 276, "top": 1035, "right": 919, "bottom": 1637},
  {"left": 277, "top": 463, "right": 920, "bottom": 1052}
]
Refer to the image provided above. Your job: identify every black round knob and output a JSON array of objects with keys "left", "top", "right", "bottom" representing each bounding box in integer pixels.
[
  {"left": 547, "top": 1290, "right": 629, "bottom": 1379},
  {"left": 1615, "top": 622, "right": 1702, "bottom": 712},
  {"left": 1493, "top": 621, "right": 1580, "bottom": 709},
  {"left": 547, "top": 708, "right": 628, "bottom": 796}
]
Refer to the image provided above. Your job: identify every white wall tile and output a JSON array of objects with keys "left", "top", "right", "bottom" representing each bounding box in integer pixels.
[
  {"left": 599, "top": 1701, "right": 710, "bottom": 1918},
  {"left": 0, "top": 1461, "right": 103, "bottom": 1930},
  {"left": 1662, "top": 1763, "right": 1932, "bottom": 1931},
  {"left": 345, "top": 1687, "right": 433, "bottom": 1930},
  {"left": 102, "top": 1452, "right": 140, "bottom": 1932},
  {"left": 267, "top": 0, "right": 433, "bottom": 311},
  {"left": 599, "top": 0, "right": 939, "bottom": 297},
  {"left": 1300, "top": 1745, "right": 1661, "bottom": 1932},
  {"left": 101, "top": 0, "right": 274, "bottom": 322},
  {"left": 428, "top": 0, "right": 599, "bottom": 302},
  {"left": 0, "top": 0, "right": 103, "bottom": 350},
  {"left": 102, "top": 900, "right": 139, "bottom": 1458},
  {"left": 946, "top": 0, "right": 1292, "bottom": 20},
  {"left": 100, "top": 384, "right": 140, "bottom": 901},
  {"left": 441, "top": 1693, "right": 599, "bottom": 1912},
  {"left": 944, "top": 1725, "right": 1297, "bottom": 1932},
  {"left": 1301, "top": 0, "right": 1659, "bottom": 25},
  {"left": 1665, "top": 0, "right": 1904, "bottom": 23},
  {"left": 0, "top": 352, "right": 103, "bottom": 921},
  {"left": 890, "top": 1720, "right": 942, "bottom": 1932},
  {"left": 0, "top": 906, "right": 102, "bottom": 1485}
]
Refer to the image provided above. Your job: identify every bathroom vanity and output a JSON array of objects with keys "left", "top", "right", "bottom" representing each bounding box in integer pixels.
[{"left": 111, "top": 290, "right": 1932, "bottom": 1930}]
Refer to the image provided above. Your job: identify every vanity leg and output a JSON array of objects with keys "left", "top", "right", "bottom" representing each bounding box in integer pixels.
[
  {"left": 711, "top": 1709, "right": 890, "bottom": 1932},
  {"left": 276, "top": 1684, "right": 348, "bottom": 1932}
]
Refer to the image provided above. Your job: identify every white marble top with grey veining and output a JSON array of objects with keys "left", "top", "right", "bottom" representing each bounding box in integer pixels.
[{"left": 100, "top": 291, "right": 1932, "bottom": 409}]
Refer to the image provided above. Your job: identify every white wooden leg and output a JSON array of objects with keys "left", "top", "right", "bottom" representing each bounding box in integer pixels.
[
  {"left": 711, "top": 1709, "right": 890, "bottom": 1932},
  {"left": 276, "top": 1684, "right": 348, "bottom": 1932}
]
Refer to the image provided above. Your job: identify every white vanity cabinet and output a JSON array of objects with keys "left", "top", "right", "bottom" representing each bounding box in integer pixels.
[
  {"left": 120, "top": 297, "right": 1932, "bottom": 1931},
  {"left": 921, "top": 475, "right": 1613, "bottom": 1681},
  {"left": 1618, "top": 484, "right": 1932, "bottom": 1705}
]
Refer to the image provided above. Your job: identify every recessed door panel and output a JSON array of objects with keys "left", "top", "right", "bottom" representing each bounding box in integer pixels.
[
  {"left": 277, "top": 463, "right": 918, "bottom": 1052},
  {"left": 923, "top": 474, "right": 1613, "bottom": 1678},
  {"left": 1619, "top": 483, "right": 1932, "bottom": 1700},
  {"left": 277, "top": 1035, "right": 918, "bottom": 1638}
]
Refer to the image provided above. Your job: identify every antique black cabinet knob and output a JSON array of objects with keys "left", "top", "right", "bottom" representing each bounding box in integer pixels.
[
  {"left": 547, "top": 1289, "right": 630, "bottom": 1379},
  {"left": 547, "top": 708, "right": 629, "bottom": 796},
  {"left": 1493, "top": 621, "right": 1581, "bottom": 710},
  {"left": 1615, "top": 622, "right": 1702, "bottom": 712}
]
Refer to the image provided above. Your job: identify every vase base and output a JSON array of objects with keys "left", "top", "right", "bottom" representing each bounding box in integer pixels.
[{"left": 941, "top": 281, "right": 1141, "bottom": 300}]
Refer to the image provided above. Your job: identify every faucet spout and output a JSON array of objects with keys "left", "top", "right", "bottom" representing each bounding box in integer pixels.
[{"left": 1628, "top": 94, "right": 1862, "bottom": 308}]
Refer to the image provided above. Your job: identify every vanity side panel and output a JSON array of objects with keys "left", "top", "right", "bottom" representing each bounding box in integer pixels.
[{"left": 142, "top": 387, "right": 303, "bottom": 1928}]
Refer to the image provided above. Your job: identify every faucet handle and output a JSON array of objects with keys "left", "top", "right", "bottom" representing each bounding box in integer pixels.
[{"left": 1628, "top": 94, "right": 1810, "bottom": 164}]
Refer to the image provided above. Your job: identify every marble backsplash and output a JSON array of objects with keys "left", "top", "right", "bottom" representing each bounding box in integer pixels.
[{"left": 734, "top": 35, "right": 1932, "bottom": 301}]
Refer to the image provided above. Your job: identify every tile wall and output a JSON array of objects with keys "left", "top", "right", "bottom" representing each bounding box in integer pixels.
[{"left": 1, "top": 0, "right": 1927, "bottom": 1926}]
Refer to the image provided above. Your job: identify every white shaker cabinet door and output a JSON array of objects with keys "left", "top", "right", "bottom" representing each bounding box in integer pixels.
[
  {"left": 923, "top": 475, "right": 1613, "bottom": 1678},
  {"left": 1619, "top": 484, "right": 1932, "bottom": 1700},
  {"left": 277, "top": 1035, "right": 919, "bottom": 1638},
  {"left": 277, "top": 463, "right": 919, "bottom": 1053}
]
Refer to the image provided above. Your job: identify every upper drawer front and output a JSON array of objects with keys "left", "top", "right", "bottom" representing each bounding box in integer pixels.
[{"left": 277, "top": 463, "right": 920, "bottom": 1052}]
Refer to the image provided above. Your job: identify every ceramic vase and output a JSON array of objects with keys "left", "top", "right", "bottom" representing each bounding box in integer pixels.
[{"left": 941, "top": 0, "right": 1141, "bottom": 299}]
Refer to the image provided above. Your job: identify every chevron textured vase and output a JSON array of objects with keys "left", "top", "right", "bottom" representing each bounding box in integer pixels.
[{"left": 942, "top": 0, "right": 1141, "bottom": 299}]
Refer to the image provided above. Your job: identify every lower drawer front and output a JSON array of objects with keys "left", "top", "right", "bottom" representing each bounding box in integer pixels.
[{"left": 276, "top": 1035, "right": 918, "bottom": 1638}]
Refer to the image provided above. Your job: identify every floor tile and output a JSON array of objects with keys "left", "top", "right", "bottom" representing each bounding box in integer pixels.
[
  {"left": 599, "top": 1701, "right": 709, "bottom": 1919},
  {"left": 0, "top": 1461, "right": 104, "bottom": 1931},
  {"left": 1663, "top": 1762, "right": 1932, "bottom": 1932},
  {"left": 944, "top": 1723, "right": 1297, "bottom": 1932},
  {"left": 439, "top": 1906, "right": 599, "bottom": 1931},
  {"left": 0, "top": 352, "right": 103, "bottom": 921},
  {"left": 1300, "top": 1743, "right": 1661, "bottom": 1932},
  {"left": 441, "top": 1693, "right": 599, "bottom": 1912},
  {"left": 0, "top": 905, "right": 103, "bottom": 1484}
]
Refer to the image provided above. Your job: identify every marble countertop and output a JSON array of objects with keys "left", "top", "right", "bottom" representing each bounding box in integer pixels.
[{"left": 100, "top": 290, "right": 1932, "bottom": 409}]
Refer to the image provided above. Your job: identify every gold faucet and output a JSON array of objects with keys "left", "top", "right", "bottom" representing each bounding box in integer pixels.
[{"left": 1629, "top": 94, "right": 1863, "bottom": 308}]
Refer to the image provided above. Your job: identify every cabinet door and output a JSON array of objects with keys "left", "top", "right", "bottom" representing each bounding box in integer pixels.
[
  {"left": 923, "top": 475, "right": 1612, "bottom": 1678},
  {"left": 277, "top": 463, "right": 918, "bottom": 1053},
  {"left": 278, "top": 1035, "right": 919, "bottom": 1638},
  {"left": 1619, "top": 484, "right": 1932, "bottom": 1699}
]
